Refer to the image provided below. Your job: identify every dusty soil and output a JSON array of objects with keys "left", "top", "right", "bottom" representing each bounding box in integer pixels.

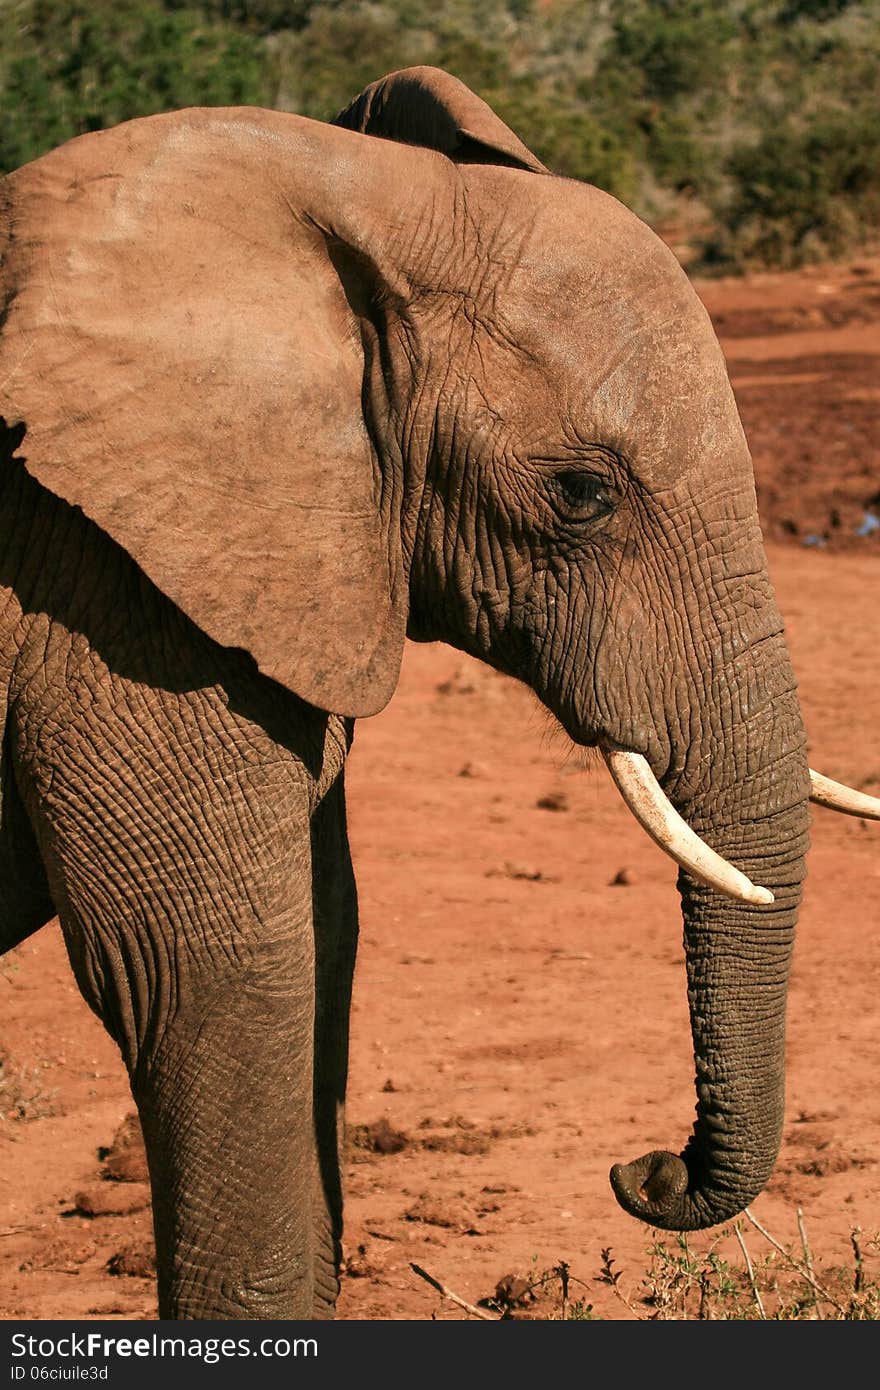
[{"left": 1, "top": 258, "right": 878, "bottom": 1322}]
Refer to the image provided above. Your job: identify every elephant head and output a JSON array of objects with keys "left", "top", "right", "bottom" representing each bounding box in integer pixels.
[{"left": 1, "top": 66, "right": 875, "bottom": 1234}]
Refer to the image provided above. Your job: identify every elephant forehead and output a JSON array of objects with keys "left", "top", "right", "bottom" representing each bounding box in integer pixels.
[
  {"left": 484, "top": 179, "right": 751, "bottom": 490},
  {"left": 577, "top": 308, "right": 749, "bottom": 491}
]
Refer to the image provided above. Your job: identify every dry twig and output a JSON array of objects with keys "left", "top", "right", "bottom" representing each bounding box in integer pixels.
[
  {"left": 851, "top": 1228, "right": 864, "bottom": 1296},
  {"left": 733, "top": 1221, "right": 766, "bottom": 1319},
  {"left": 557, "top": 1260, "right": 570, "bottom": 1321},
  {"left": 410, "top": 1263, "right": 500, "bottom": 1321},
  {"left": 797, "top": 1207, "right": 823, "bottom": 1319},
  {"left": 743, "top": 1208, "right": 847, "bottom": 1315}
]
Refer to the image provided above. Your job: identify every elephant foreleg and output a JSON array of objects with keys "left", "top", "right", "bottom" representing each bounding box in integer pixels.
[
  {"left": 131, "top": 912, "right": 319, "bottom": 1319},
  {"left": 310, "top": 769, "right": 359, "bottom": 1317},
  {"left": 44, "top": 768, "right": 325, "bottom": 1319},
  {"left": 10, "top": 630, "right": 345, "bottom": 1317}
]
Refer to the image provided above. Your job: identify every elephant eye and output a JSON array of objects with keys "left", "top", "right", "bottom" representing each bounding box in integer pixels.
[{"left": 553, "top": 470, "right": 615, "bottom": 521}]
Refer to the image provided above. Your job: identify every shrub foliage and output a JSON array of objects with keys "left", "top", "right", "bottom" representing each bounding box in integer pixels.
[{"left": 1, "top": 0, "right": 878, "bottom": 270}]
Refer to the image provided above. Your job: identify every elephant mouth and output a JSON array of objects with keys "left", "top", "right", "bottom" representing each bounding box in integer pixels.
[{"left": 601, "top": 746, "right": 880, "bottom": 905}]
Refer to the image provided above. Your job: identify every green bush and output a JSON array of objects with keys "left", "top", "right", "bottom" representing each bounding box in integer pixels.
[
  {"left": 608, "top": 0, "right": 737, "bottom": 104},
  {"left": 708, "top": 108, "right": 880, "bottom": 267},
  {"left": 1, "top": 0, "right": 878, "bottom": 270},
  {"left": 0, "top": 0, "right": 268, "bottom": 173}
]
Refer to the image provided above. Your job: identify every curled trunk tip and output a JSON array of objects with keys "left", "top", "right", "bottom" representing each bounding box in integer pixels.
[{"left": 610, "top": 1150, "right": 689, "bottom": 1226}]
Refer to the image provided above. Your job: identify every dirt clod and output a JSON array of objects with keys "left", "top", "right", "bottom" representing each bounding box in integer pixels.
[
  {"left": 492, "top": 1272, "right": 535, "bottom": 1311},
  {"left": 348, "top": 1117, "right": 408, "bottom": 1156},
  {"left": 100, "top": 1113, "right": 148, "bottom": 1183},
  {"left": 404, "top": 1197, "right": 478, "bottom": 1233},
  {"left": 106, "top": 1244, "right": 156, "bottom": 1279},
  {"left": 73, "top": 1185, "right": 151, "bottom": 1218},
  {"left": 486, "top": 861, "right": 555, "bottom": 883},
  {"left": 457, "top": 761, "right": 489, "bottom": 778}
]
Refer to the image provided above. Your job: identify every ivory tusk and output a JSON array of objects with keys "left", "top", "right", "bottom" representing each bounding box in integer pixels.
[
  {"left": 602, "top": 749, "right": 775, "bottom": 906},
  {"left": 809, "top": 769, "right": 880, "bottom": 821}
]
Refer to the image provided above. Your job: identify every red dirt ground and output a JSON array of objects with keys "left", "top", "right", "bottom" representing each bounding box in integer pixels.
[{"left": 1, "top": 258, "right": 879, "bottom": 1321}]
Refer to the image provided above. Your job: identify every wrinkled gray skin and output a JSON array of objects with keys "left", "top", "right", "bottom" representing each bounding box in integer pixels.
[{"left": 0, "top": 68, "right": 809, "bottom": 1318}]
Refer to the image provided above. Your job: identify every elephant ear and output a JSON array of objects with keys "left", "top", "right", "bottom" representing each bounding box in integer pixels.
[
  {"left": 334, "top": 65, "right": 548, "bottom": 173},
  {"left": 0, "top": 108, "right": 414, "bottom": 718}
]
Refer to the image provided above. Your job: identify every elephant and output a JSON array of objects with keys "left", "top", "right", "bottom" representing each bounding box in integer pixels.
[{"left": 0, "top": 66, "right": 877, "bottom": 1321}]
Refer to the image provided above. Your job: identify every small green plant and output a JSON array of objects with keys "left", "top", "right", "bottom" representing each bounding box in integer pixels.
[{"left": 637, "top": 1232, "right": 748, "bottom": 1318}]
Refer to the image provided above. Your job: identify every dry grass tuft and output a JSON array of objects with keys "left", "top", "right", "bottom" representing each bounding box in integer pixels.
[{"left": 416, "top": 1210, "right": 880, "bottom": 1320}]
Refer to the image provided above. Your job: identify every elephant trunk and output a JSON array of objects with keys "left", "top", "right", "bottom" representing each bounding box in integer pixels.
[{"left": 611, "top": 676, "right": 809, "bottom": 1229}]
